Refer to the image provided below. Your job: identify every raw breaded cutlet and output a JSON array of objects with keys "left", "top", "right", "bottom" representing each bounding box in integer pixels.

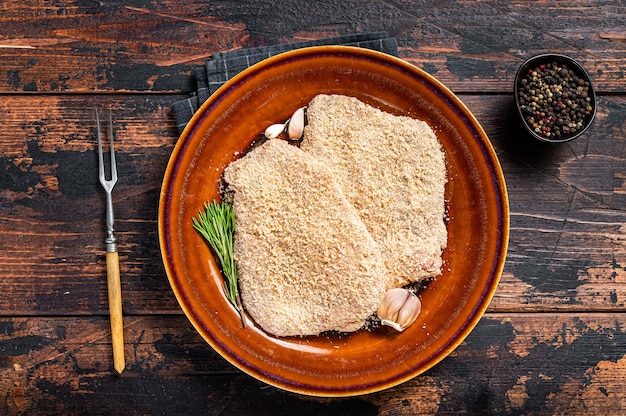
[
  {"left": 300, "top": 94, "right": 447, "bottom": 289},
  {"left": 223, "top": 139, "right": 387, "bottom": 337}
]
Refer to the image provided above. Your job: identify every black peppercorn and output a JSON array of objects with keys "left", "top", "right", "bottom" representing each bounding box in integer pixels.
[{"left": 517, "top": 60, "right": 594, "bottom": 140}]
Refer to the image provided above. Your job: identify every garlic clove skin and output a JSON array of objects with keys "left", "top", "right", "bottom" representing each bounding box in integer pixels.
[
  {"left": 287, "top": 107, "right": 305, "bottom": 140},
  {"left": 264, "top": 123, "right": 286, "bottom": 139},
  {"left": 377, "top": 288, "right": 421, "bottom": 332},
  {"left": 379, "top": 319, "right": 405, "bottom": 332}
]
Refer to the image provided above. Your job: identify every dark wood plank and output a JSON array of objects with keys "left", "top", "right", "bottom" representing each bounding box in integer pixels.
[
  {"left": 1, "top": 313, "right": 625, "bottom": 415},
  {"left": 0, "top": 95, "right": 623, "bottom": 315},
  {"left": 399, "top": 0, "right": 626, "bottom": 92},
  {"left": 0, "top": 1, "right": 246, "bottom": 92},
  {"left": 464, "top": 94, "right": 626, "bottom": 312},
  {"left": 0, "top": 95, "right": 181, "bottom": 315},
  {"left": 0, "top": 1, "right": 624, "bottom": 93}
]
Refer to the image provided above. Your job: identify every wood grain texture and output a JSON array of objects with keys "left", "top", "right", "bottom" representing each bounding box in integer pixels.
[
  {"left": 465, "top": 95, "right": 626, "bottom": 312},
  {"left": 0, "top": 1, "right": 623, "bottom": 93},
  {"left": 105, "top": 251, "right": 125, "bottom": 374},
  {"left": 0, "top": 0, "right": 625, "bottom": 414},
  {"left": 0, "top": 95, "right": 622, "bottom": 315},
  {"left": 1, "top": 314, "right": 626, "bottom": 415},
  {"left": 0, "top": 96, "right": 181, "bottom": 315}
]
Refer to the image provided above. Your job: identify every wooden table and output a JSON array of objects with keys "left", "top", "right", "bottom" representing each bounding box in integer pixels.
[{"left": 1, "top": 1, "right": 624, "bottom": 414}]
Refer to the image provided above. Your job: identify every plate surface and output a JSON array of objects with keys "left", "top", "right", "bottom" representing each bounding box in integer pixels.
[{"left": 159, "top": 46, "right": 509, "bottom": 397}]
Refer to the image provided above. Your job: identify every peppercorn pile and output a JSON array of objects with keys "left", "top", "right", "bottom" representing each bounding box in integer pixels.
[{"left": 517, "top": 61, "right": 594, "bottom": 140}]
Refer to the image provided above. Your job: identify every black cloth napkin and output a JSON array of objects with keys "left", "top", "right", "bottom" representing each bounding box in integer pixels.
[{"left": 172, "top": 32, "right": 398, "bottom": 133}]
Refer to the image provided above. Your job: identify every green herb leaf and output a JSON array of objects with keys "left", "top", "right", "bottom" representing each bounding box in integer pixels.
[{"left": 192, "top": 200, "right": 245, "bottom": 327}]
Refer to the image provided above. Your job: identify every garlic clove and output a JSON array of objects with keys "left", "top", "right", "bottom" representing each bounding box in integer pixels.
[
  {"left": 395, "top": 293, "right": 421, "bottom": 330},
  {"left": 264, "top": 123, "right": 286, "bottom": 139},
  {"left": 377, "top": 288, "right": 421, "bottom": 332},
  {"left": 377, "top": 288, "right": 408, "bottom": 322},
  {"left": 287, "top": 107, "right": 305, "bottom": 140}
]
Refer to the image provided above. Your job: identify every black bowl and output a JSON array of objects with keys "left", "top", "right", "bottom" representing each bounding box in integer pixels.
[{"left": 514, "top": 54, "right": 596, "bottom": 143}]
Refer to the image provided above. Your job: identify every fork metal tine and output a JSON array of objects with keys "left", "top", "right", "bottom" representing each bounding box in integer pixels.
[
  {"left": 107, "top": 110, "right": 118, "bottom": 185},
  {"left": 97, "top": 109, "right": 118, "bottom": 190},
  {"left": 96, "top": 109, "right": 105, "bottom": 185}
]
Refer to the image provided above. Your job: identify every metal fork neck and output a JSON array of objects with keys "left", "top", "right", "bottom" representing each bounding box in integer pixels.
[{"left": 105, "top": 191, "right": 117, "bottom": 252}]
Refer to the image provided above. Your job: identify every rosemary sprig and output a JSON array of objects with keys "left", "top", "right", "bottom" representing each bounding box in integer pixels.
[{"left": 192, "top": 200, "right": 246, "bottom": 327}]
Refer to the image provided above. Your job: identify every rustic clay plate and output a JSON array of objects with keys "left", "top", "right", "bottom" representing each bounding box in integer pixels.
[{"left": 159, "top": 46, "right": 509, "bottom": 397}]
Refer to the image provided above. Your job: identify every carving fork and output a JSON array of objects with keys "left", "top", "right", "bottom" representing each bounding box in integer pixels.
[{"left": 96, "top": 109, "right": 125, "bottom": 374}]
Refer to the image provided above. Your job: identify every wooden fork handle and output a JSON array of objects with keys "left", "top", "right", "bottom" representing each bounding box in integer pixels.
[{"left": 106, "top": 251, "right": 125, "bottom": 374}]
